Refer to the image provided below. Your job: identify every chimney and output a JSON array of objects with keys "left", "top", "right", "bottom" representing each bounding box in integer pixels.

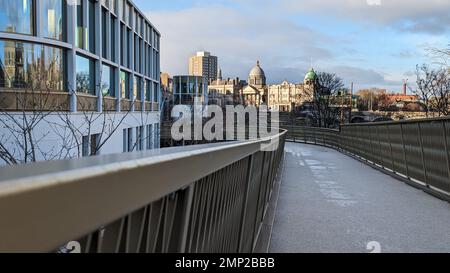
[{"left": 403, "top": 82, "right": 407, "bottom": 95}]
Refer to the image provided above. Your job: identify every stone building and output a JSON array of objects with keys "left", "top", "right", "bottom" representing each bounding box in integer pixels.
[
  {"left": 208, "top": 69, "right": 246, "bottom": 106},
  {"left": 267, "top": 68, "right": 316, "bottom": 112},
  {"left": 242, "top": 61, "right": 268, "bottom": 106}
]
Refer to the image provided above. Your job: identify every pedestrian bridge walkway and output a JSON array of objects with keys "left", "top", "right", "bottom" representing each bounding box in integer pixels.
[
  {"left": 1, "top": 119, "right": 450, "bottom": 253},
  {"left": 270, "top": 142, "right": 450, "bottom": 253}
]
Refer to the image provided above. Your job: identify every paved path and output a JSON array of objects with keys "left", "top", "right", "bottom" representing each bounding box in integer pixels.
[{"left": 270, "top": 142, "right": 450, "bottom": 253}]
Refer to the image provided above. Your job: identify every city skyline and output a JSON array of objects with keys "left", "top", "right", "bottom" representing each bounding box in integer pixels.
[{"left": 137, "top": 0, "right": 450, "bottom": 92}]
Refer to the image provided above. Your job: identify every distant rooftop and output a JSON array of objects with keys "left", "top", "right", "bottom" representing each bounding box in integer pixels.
[{"left": 197, "top": 51, "right": 211, "bottom": 57}]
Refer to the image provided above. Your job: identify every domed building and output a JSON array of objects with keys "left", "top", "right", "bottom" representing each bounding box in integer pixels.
[
  {"left": 242, "top": 61, "right": 268, "bottom": 106},
  {"left": 248, "top": 61, "right": 266, "bottom": 86},
  {"left": 304, "top": 68, "right": 317, "bottom": 85},
  {"left": 267, "top": 68, "right": 316, "bottom": 112}
]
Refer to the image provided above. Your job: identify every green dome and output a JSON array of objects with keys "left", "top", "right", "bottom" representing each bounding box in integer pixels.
[{"left": 304, "top": 68, "right": 317, "bottom": 81}]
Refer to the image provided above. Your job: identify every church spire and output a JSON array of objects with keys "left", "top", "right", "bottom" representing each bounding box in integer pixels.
[{"left": 218, "top": 66, "right": 222, "bottom": 81}]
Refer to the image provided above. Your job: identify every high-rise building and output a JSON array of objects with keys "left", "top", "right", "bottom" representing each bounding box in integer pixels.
[
  {"left": 0, "top": 0, "right": 162, "bottom": 164},
  {"left": 189, "top": 51, "right": 218, "bottom": 83}
]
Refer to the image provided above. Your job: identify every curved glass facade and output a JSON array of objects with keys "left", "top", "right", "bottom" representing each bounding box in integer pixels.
[
  {"left": 0, "top": 40, "right": 64, "bottom": 90},
  {"left": 0, "top": 0, "right": 161, "bottom": 112},
  {"left": 0, "top": 0, "right": 33, "bottom": 35}
]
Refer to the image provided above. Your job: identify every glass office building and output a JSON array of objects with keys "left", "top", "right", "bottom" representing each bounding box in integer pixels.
[
  {"left": 173, "top": 76, "right": 208, "bottom": 106},
  {"left": 0, "top": 0, "right": 161, "bottom": 112}
]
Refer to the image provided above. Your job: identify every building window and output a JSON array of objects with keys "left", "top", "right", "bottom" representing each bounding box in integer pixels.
[
  {"left": 101, "top": 65, "right": 114, "bottom": 97},
  {"left": 120, "top": 70, "right": 130, "bottom": 99},
  {"left": 128, "top": 4, "right": 132, "bottom": 26},
  {"left": 134, "top": 35, "right": 139, "bottom": 72},
  {"left": 133, "top": 76, "right": 139, "bottom": 100},
  {"left": 0, "top": 40, "right": 64, "bottom": 90},
  {"left": 76, "top": 0, "right": 95, "bottom": 52},
  {"left": 82, "top": 134, "right": 100, "bottom": 156},
  {"left": 110, "top": 17, "right": 116, "bottom": 61},
  {"left": 153, "top": 82, "right": 158, "bottom": 103},
  {"left": 127, "top": 127, "right": 133, "bottom": 151},
  {"left": 110, "top": 0, "right": 116, "bottom": 14},
  {"left": 102, "top": 9, "right": 107, "bottom": 58},
  {"left": 88, "top": 0, "right": 95, "bottom": 53},
  {"left": 122, "top": 128, "right": 127, "bottom": 152},
  {"left": 145, "top": 80, "right": 150, "bottom": 101},
  {"left": 76, "top": 54, "right": 95, "bottom": 95},
  {"left": 120, "top": 24, "right": 127, "bottom": 66},
  {"left": 39, "top": 0, "right": 64, "bottom": 40},
  {"left": 75, "top": 0, "right": 84, "bottom": 49},
  {"left": 0, "top": 0, "right": 33, "bottom": 35},
  {"left": 127, "top": 29, "right": 132, "bottom": 69}
]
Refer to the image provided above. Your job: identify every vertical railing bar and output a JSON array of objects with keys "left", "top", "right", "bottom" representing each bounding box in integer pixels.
[
  {"left": 145, "top": 204, "right": 153, "bottom": 253},
  {"left": 206, "top": 170, "right": 222, "bottom": 252},
  {"left": 210, "top": 168, "right": 223, "bottom": 252},
  {"left": 417, "top": 122, "right": 428, "bottom": 186},
  {"left": 152, "top": 198, "right": 166, "bottom": 253},
  {"left": 228, "top": 162, "right": 241, "bottom": 252},
  {"left": 400, "top": 123, "right": 409, "bottom": 178},
  {"left": 188, "top": 179, "right": 204, "bottom": 253},
  {"left": 135, "top": 206, "right": 149, "bottom": 253},
  {"left": 215, "top": 170, "right": 227, "bottom": 253},
  {"left": 220, "top": 165, "right": 233, "bottom": 253},
  {"left": 194, "top": 178, "right": 209, "bottom": 253},
  {"left": 251, "top": 152, "right": 266, "bottom": 252},
  {"left": 387, "top": 125, "right": 395, "bottom": 173},
  {"left": 177, "top": 184, "right": 195, "bottom": 253},
  {"left": 231, "top": 161, "right": 244, "bottom": 252},
  {"left": 377, "top": 126, "right": 383, "bottom": 166},
  {"left": 162, "top": 197, "right": 170, "bottom": 253},
  {"left": 167, "top": 194, "right": 180, "bottom": 252},
  {"left": 369, "top": 126, "right": 375, "bottom": 163}
]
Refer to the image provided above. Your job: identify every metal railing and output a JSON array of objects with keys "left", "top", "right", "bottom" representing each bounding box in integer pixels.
[
  {"left": 0, "top": 131, "right": 286, "bottom": 253},
  {"left": 283, "top": 118, "right": 450, "bottom": 198}
]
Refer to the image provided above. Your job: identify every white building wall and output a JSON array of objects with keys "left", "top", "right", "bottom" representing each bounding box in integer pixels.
[{"left": 0, "top": 112, "right": 160, "bottom": 166}]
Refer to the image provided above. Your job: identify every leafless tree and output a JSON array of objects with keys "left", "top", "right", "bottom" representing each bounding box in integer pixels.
[
  {"left": 0, "top": 81, "right": 67, "bottom": 164},
  {"left": 0, "top": 71, "right": 154, "bottom": 165},
  {"left": 310, "top": 72, "right": 345, "bottom": 128},
  {"left": 426, "top": 44, "right": 450, "bottom": 67},
  {"left": 414, "top": 64, "right": 450, "bottom": 117}
]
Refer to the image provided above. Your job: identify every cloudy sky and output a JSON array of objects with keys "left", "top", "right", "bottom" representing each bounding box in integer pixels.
[{"left": 135, "top": 0, "right": 450, "bottom": 92}]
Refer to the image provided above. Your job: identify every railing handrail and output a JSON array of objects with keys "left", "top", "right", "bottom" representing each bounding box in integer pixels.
[
  {"left": 341, "top": 115, "right": 450, "bottom": 127},
  {"left": 0, "top": 131, "right": 287, "bottom": 252}
]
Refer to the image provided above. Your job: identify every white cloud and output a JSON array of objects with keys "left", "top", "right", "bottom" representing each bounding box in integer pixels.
[
  {"left": 148, "top": 5, "right": 334, "bottom": 83},
  {"left": 147, "top": 1, "right": 446, "bottom": 90},
  {"left": 271, "top": 0, "right": 450, "bottom": 34}
]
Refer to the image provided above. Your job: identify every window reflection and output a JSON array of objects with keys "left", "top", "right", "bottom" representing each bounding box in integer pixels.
[
  {"left": 39, "top": 0, "right": 64, "bottom": 40},
  {"left": 120, "top": 70, "right": 129, "bottom": 99},
  {"left": 101, "top": 65, "right": 113, "bottom": 97},
  {"left": 0, "top": 40, "right": 64, "bottom": 90},
  {"left": 76, "top": 55, "right": 95, "bottom": 95},
  {"left": 0, "top": 0, "right": 33, "bottom": 35}
]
